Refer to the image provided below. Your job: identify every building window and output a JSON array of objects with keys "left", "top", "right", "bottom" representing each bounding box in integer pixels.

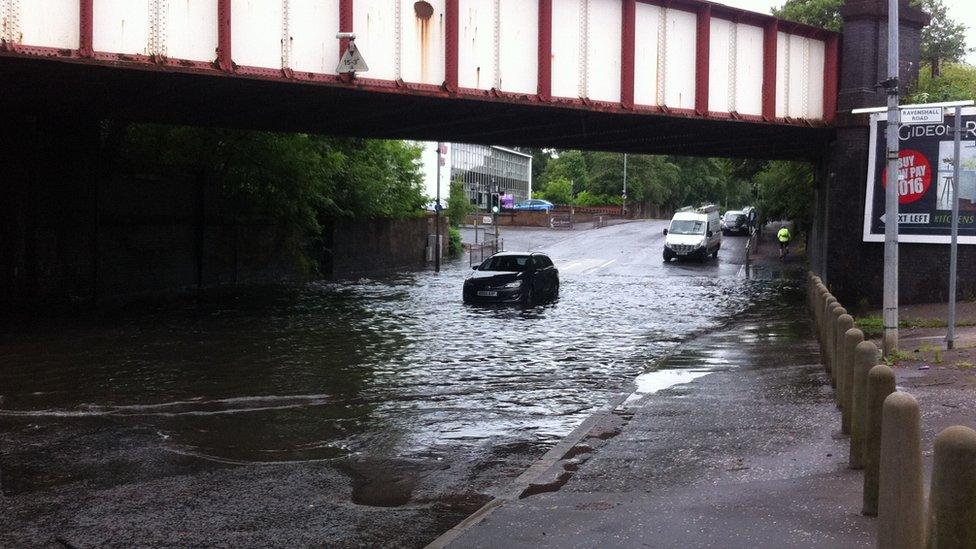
[{"left": 449, "top": 144, "right": 531, "bottom": 210}]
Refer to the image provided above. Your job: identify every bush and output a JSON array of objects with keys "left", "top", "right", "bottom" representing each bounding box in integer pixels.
[
  {"left": 447, "top": 226, "right": 463, "bottom": 258},
  {"left": 540, "top": 177, "right": 574, "bottom": 205},
  {"left": 446, "top": 178, "right": 474, "bottom": 227},
  {"left": 574, "top": 190, "right": 623, "bottom": 207}
]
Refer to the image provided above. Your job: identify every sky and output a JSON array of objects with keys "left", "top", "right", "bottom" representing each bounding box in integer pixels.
[{"left": 718, "top": 0, "right": 976, "bottom": 65}]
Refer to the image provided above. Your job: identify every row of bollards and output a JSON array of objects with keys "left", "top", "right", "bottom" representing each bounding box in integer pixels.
[{"left": 808, "top": 272, "right": 976, "bottom": 548}]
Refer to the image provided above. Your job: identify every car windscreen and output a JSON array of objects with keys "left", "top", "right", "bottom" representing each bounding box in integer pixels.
[
  {"left": 724, "top": 213, "right": 745, "bottom": 222},
  {"left": 480, "top": 255, "right": 532, "bottom": 271},
  {"left": 669, "top": 220, "right": 706, "bottom": 235}
]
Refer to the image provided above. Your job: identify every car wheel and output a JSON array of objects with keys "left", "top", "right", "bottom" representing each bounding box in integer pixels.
[{"left": 663, "top": 250, "right": 673, "bottom": 262}]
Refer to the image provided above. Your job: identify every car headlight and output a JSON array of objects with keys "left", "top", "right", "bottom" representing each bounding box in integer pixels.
[{"left": 503, "top": 281, "right": 522, "bottom": 289}]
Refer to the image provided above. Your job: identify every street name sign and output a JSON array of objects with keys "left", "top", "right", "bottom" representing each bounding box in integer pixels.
[{"left": 901, "top": 107, "right": 944, "bottom": 125}]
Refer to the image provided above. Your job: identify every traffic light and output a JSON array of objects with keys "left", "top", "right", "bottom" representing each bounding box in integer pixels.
[{"left": 490, "top": 193, "right": 500, "bottom": 211}]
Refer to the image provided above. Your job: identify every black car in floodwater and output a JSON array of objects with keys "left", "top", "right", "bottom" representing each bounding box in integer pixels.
[{"left": 463, "top": 252, "right": 560, "bottom": 305}]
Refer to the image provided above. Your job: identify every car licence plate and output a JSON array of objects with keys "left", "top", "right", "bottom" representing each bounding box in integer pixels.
[{"left": 477, "top": 291, "right": 498, "bottom": 297}]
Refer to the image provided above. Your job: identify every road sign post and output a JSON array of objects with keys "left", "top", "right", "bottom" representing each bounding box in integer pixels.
[
  {"left": 947, "top": 106, "right": 962, "bottom": 349},
  {"left": 434, "top": 142, "right": 443, "bottom": 273},
  {"left": 882, "top": 0, "right": 900, "bottom": 357}
]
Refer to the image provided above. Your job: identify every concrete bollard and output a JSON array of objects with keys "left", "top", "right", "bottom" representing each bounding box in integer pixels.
[
  {"left": 815, "top": 286, "right": 828, "bottom": 348},
  {"left": 824, "top": 300, "right": 840, "bottom": 372},
  {"left": 928, "top": 426, "right": 976, "bottom": 548},
  {"left": 827, "top": 303, "right": 845, "bottom": 377},
  {"left": 834, "top": 314, "right": 853, "bottom": 393},
  {"left": 862, "top": 364, "right": 896, "bottom": 516},
  {"left": 841, "top": 328, "right": 864, "bottom": 434},
  {"left": 877, "top": 392, "right": 924, "bottom": 549},
  {"left": 816, "top": 287, "right": 829, "bottom": 346},
  {"left": 849, "top": 340, "right": 877, "bottom": 469}
]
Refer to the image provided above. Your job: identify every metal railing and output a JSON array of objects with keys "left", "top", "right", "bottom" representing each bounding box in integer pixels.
[
  {"left": 469, "top": 237, "right": 504, "bottom": 268},
  {"left": 744, "top": 227, "right": 759, "bottom": 273},
  {"left": 592, "top": 215, "right": 608, "bottom": 229}
]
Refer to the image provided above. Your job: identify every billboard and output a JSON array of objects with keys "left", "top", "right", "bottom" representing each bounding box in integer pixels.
[{"left": 863, "top": 107, "right": 976, "bottom": 244}]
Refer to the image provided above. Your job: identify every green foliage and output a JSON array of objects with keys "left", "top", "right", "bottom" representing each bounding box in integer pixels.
[
  {"left": 537, "top": 150, "right": 589, "bottom": 193},
  {"left": 540, "top": 177, "right": 574, "bottom": 205},
  {"left": 533, "top": 150, "right": 760, "bottom": 215},
  {"left": 447, "top": 226, "right": 464, "bottom": 258},
  {"left": 911, "top": 62, "right": 976, "bottom": 103},
  {"left": 121, "top": 124, "right": 427, "bottom": 270},
  {"left": 446, "top": 177, "right": 474, "bottom": 227},
  {"left": 755, "top": 161, "right": 814, "bottom": 227},
  {"left": 574, "top": 190, "right": 621, "bottom": 207},
  {"left": 526, "top": 148, "right": 553, "bottom": 185},
  {"left": 916, "top": 0, "right": 970, "bottom": 77},
  {"left": 772, "top": 0, "right": 969, "bottom": 80},
  {"left": 772, "top": 0, "right": 843, "bottom": 32}
]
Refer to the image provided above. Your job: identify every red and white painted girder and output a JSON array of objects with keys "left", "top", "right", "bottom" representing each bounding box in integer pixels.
[{"left": 0, "top": 0, "right": 840, "bottom": 124}]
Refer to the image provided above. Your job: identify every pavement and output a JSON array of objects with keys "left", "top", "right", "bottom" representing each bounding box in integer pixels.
[
  {"left": 429, "top": 227, "right": 976, "bottom": 549},
  {"left": 435, "top": 299, "right": 877, "bottom": 548},
  {"left": 433, "top": 223, "right": 867, "bottom": 548}
]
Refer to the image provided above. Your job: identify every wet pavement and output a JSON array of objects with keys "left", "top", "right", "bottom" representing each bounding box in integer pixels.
[
  {"left": 440, "top": 292, "right": 875, "bottom": 549},
  {"left": 1, "top": 220, "right": 799, "bottom": 547}
]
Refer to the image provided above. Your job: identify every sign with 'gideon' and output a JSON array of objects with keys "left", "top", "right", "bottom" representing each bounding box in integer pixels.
[{"left": 863, "top": 107, "right": 976, "bottom": 244}]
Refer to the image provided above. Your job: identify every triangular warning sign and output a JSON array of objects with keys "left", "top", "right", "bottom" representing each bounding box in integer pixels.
[{"left": 337, "top": 42, "right": 368, "bottom": 74}]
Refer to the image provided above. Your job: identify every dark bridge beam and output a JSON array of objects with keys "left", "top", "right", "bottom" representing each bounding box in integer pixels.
[{"left": 0, "top": 56, "right": 833, "bottom": 162}]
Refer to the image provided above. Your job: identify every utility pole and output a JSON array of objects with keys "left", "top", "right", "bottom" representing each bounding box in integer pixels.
[
  {"left": 882, "top": 0, "right": 900, "bottom": 356},
  {"left": 434, "top": 142, "right": 444, "bottom": 273},
  {"left": 947, "top": 106, "right": 962, "bottom": 349},
  {"left": 622, "top": 153, "right": 628, "bottom": 217}
]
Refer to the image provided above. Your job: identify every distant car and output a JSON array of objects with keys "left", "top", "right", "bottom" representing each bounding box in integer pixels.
[
  {"left": 463, "top": 252, "right": 560, "bottom": 305},
  {"left": 513, "top": 199, "right": 555, "bottom": 212},
  {"left": 722, "top": 210, "right": 749, "bottom": 236}
]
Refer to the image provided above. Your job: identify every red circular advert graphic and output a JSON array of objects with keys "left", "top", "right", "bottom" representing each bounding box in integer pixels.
[{"left": 882, "top": 149, "right": 932, "bottom": 204}]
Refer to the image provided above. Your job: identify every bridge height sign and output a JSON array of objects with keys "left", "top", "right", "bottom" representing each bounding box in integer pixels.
[{"left": 863, "top": 107, "right": 976, "bottom": 244}]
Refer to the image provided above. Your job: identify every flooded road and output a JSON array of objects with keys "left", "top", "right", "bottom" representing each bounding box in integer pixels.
[{"left": 0, "top": 220, "right": 801, "bottom": 547}]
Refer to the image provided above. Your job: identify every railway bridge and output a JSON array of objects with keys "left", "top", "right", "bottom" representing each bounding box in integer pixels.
[{"left": 0, "top": 0, "right": 971, "bottom": 305}]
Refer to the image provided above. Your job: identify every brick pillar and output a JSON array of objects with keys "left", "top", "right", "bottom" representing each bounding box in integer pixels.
[{"left": 820, "top": 0, "right": 937, "bottom": 306}]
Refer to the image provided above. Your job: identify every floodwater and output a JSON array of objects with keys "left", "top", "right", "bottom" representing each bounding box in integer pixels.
[{"left": 0, "top": 222, "right": 804, "bottom": 547}]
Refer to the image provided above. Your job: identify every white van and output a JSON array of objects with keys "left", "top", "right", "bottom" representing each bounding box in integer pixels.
[{"left": 662, "top": 205, "right": 722, "bottom": 262}]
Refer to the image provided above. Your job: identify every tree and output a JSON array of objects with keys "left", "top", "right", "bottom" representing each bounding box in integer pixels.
[
  {"left": 537, "top": 150, "right": 589, "bottom": 194},
  {"left": 916, "top": 0, "right": 970, "bottom": 77},
  {"left": 446, "top": 177, "right": 474, "bottom": 227},
  {"left": 772, "top": 0, "right": 969, "bottom": 78},
  {"left": 121, "top": 125, "right": 427, "bottom": 271},
  {"left": 772, "top": 0, "right": 843, "bottom": 32},
  {"left": 755, "top": 161, "right": 815, "bottom": 230},
  {"left": 540, "top": 177, "right": 574, "bottom": 205},
  {"left": 911, "top": 62, "right": 976, "bottom": 102}
]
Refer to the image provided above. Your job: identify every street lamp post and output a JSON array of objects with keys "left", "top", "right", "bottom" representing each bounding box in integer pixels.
[
  {"left": 881, "top": 0, "right": 900, "bottom": 356},
  {"left": 622, "top": 153, "right": 628, "bottom": 217}
]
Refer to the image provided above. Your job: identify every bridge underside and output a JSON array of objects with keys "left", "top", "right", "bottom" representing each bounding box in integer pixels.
[{"left": 1, "top": 57, "right": 832, "bottom": 161}]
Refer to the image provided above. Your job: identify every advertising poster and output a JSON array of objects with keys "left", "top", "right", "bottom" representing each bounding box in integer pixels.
[{"left": 863, "top": 107, "right": 976, "bottom": 244}]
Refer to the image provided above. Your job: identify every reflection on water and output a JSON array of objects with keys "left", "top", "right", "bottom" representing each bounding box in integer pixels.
[{"left": 0, "top": 261, "right": 794, "bottom": 487}]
